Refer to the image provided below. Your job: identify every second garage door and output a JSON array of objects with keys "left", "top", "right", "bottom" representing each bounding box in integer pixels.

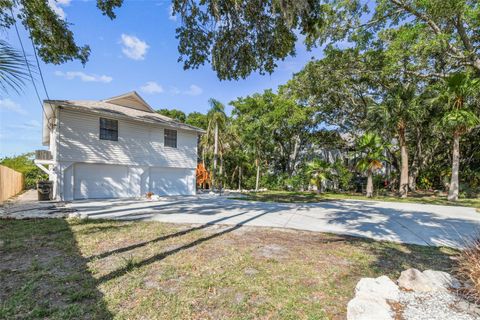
[{"left": 150, "top": 167, "right": 194, "bottom": 196}]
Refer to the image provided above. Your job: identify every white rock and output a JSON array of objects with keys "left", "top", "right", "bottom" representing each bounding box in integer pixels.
[
  {"left": 67, "top": 212, "right": 80, "bottom": 219},
  {"left": 422, "top": 269, "right": 461, "bottom": 290},
  {"left": 398, "top": 268, "right": 461, "bottom": 292},
  {"left": 78, "top": 213, "right": 88, "bottom": 220},
  {"left": 355, "top": 275, "right": 400, "bottom": 301},
  {"left": 347, "top": 296, "right": 394, "bottom": 320},
  {"left": 398, "top": 268, "right": 433, "bottom": 292}
]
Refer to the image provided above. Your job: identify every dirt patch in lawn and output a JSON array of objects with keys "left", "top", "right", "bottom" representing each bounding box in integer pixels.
[{"left": 1, "top": 218, "right": 457, "bottom": 319}]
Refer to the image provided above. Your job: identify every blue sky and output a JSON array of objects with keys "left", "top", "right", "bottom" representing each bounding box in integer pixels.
[{"left": 0, "top": 0, "right": 324, "bottom": 157}]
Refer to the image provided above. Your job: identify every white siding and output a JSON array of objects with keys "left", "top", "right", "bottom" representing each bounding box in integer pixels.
[{"left": 57, "top": 109, "right": 197, "bottom": 168}]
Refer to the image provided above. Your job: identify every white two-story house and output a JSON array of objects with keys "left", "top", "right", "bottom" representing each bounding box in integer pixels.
[{"left": 35, "top": 91, "right": 204, "bottom": 201}]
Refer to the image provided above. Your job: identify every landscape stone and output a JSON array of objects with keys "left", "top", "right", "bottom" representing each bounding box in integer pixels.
[
  {"left": 397, "top": 268, "right": 432, "bottom": 292},
  {"left": 355, "top": 275, "right": 399, "bottom": 301},
  {"left": 422, "top": 269, "right": 461, "bottom": 290},
  {"left": 347, "top": 276, "right": 399, "bottom": 320},
  {"left": 347, "top": 295, "right": 394, "bottom": 320},
  {"left": 398, "top": 268, "right": 461, "bottom": 292}
]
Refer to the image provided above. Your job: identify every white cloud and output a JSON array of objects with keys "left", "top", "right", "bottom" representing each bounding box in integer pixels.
[
  {"left": 169, "top": 86, "right": 181, "bottom": 95},
  {"left": 54, "top": 71, "right": 113, "bottom": 83},
  {"left": 140, "top": 81, "right": 164, "bottom": 94},
  {"left": 168, "top": 4, "right": 177, "bottom": 21},
  {"left": 120, "top": 34, "right": 149, "bottom": 60},
  {"left": 48, "top": 0, "right": 71, "bottom": 19},
  {"left": 168, "top": 85, "right": 203, "bottom": 96},
  {"left": 0, "top": 99, "right": 27, "bottom": 115},
  {"left": 184, "top": 84, "right": 203, "bottom": 96}
]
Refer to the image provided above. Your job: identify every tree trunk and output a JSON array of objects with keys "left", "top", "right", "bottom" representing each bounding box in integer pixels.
[
  {"left": 238, "top": 166, "right": 242, "bottom": 191},
  {"left": 398, "top": 123, "right": 409, "bottom": 198},
  {"left": 219, "top": 156, "right": 223, "bottom": 193},
  {"left": 255, "top": 159, "right": 260, "bottom": 192},
  {"left": 409, "top": 127, "right": 423, "bottom": 192},
  {"left": 448, "top": 132, "right": 461, "bottom": 201},
  {"left": 213, "top": 123, "right": 218, "bottom": 191},
  {"left": 366, "top": 170, "right": 373, "bottom": 198},
  {"left": 316, "top": 181, "right": 322, "bottom": 194},
  {"left": 408, "top": 168, "right": 418, "bottom": 191}
]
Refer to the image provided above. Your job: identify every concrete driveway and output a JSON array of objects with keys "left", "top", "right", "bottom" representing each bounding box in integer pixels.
[{"left": 66, "top": 195, "right": 480, "bottom": 249}]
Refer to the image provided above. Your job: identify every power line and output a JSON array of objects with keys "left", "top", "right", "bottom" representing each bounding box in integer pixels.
[
  {"left": 29, "top": 36, "right": 50, "bottom": 101},
  {"left": 28, "top": 27, "right": 56, "bottom": 118},
  {"left": 9, "top": 8, "right": 51, "bottom": 129}
]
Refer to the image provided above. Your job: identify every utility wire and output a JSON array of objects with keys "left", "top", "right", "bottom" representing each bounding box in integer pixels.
[
  {"left": 10, "top": 8, "right": 51, "bottom": 129},
  {"left": 29, "top": 36, "right": 51, "bottom": 101},
  {"left": 28, "top": 27, "right": 56, "bottom": 118}
]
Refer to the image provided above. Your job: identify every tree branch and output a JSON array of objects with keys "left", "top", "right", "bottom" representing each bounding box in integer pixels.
[
  {"left": 389, "top": 0, "right": 471, "bottom": 66},
  {"left": 454, "top": 14, "right": 474, "bottom": 53}
]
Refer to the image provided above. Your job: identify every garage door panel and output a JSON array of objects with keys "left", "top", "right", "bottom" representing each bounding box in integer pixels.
[
  {"left": 150, "top": 168, "right": 193, "bottom": 196},
  {"left": 74, "top": 164, "right": 129, "bottom": 199}
]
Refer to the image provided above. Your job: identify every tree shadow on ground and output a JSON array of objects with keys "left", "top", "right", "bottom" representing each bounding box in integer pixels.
[
  {"left": 0, "top": 216, "right": 460, "bottom": 319},
  {"left": 70, "top": 196, "right": 480, "bottom": 248},
  {"left": 0, "top": 219, "right": 112, "bottom": 319},
  {"left": 82, "top": 216, "right": 458, "bottom": 318}
]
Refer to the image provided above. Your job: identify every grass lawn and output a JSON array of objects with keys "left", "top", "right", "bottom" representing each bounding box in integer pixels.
[
  {"left": 233, "top": 190, "right": 480, "bottom": 209},
  {"left": 0, "top": 218, "right": 458, "bottom": 319}
]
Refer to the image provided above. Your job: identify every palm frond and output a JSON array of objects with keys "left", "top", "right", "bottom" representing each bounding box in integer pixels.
[{"left": 0, "top": 40, "right": 32, "bottom": 95}]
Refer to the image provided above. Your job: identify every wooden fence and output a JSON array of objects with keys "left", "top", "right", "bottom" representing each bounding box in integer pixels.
[{"left": 0, "top": 165, "right": 24, "bottom": 202}]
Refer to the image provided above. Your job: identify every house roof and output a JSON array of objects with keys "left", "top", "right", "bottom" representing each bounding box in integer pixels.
[
  {"left": 43, "top": 93, "right": 205, "bottom": 135},
  {"left": 102, "top": 91, "right": 155, "bottom": 113}
]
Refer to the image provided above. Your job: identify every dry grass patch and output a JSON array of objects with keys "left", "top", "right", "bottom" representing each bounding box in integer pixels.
[
  {"left": 1, "top": 218, "right": 457, "bottom": 319},
  {"left": 456, "top": 236, "right": 480, "bottom": 303}
]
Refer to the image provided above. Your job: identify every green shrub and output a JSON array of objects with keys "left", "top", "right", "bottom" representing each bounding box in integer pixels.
[{"left": 0, "top": 152, "right": 47, "bottom": 189}]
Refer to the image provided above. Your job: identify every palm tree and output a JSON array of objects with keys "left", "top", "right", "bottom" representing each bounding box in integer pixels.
[
  {"left": 202, "top": 98, "right": 227, "bottom": 191},
  {"left": 355, "top": 133, "right": 386, "bottom": 197},
  {"left": 368, "top": 82, "right": 420, "bottom": 198},
  {"left": 306, "top": 159, "right": 331, "bottom": 193},
  {"left": 0, "top": 40, "right": 31, "bottom": 94},
  {"left": 437, "top": 73, "right": 480, "bottom": 201}
]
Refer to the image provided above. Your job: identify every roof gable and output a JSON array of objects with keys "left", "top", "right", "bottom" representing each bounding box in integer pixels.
[{"left": 103, "top": 91, "right": 154, "bottom": 113}]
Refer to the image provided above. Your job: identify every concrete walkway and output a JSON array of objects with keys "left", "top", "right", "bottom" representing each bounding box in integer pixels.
[{"left": 67, "top": 195, "right": 480, "bottom": 249}]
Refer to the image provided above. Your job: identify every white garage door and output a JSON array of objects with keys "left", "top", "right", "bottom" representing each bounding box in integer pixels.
[
  {"left": 150, "top": 167, "right": 193, "bottom": 196},
  {"left": 74, "top": 164, "right": 130, "bottom": 199}
]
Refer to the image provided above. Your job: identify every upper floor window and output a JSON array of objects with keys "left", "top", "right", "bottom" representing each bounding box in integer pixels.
[
  {"left": 99, "top": 118, "right": 118, "bottom": 141},
  {"left": 164, "top": 129, "right": 177, "bottom": 148}
]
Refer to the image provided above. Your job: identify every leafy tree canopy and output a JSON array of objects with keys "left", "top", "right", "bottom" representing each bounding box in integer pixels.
[
  {"left": 0, "top": 0, "right": 123, "bottom": 65},
  {"left": 173, "top": 0, "right": 480, "bottom": 79},
  {"left": 186, "top": 111, "right": 208, "bottom": 129},
  {"left": 157, "top": 108, "right": 187, "bottom": 123}
]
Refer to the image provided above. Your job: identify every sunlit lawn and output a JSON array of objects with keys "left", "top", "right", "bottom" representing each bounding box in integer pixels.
[
  {"left": 0, "top": 218, "right": 458, "bottom": 319},
  {"left": 234, "top": 190, "right": 480, "bottom": 209}
]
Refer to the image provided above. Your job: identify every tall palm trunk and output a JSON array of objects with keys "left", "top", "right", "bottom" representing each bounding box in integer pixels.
[
  {"left": 448, "top": 132, "right": 460, "bottom": 201},
  {"left": 238, "top": 166, "right": 242, "bottom": 191},
  {"left": 398, "top": 122, "right": 409, "bottom": 198},
  {"left": 366, "top": 170, "right": 373, "bottom": 198},
  {"left": 219, "top": 155, "right": 223, "bottom": 193},
  {"left": 255, "top": 159, "right": 260, "bottom": 192},
  {"left": 213, "top": 123, "right": 218, "bottom": 190}
]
